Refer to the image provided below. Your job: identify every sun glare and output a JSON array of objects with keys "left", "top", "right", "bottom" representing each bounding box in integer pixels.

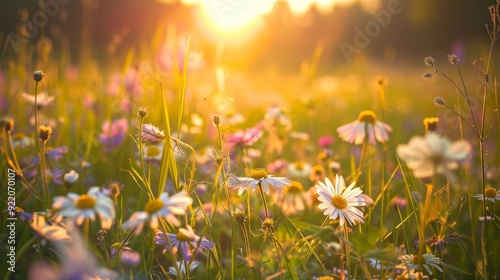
[{"left": 195, "top": 1, "right": 275, "bottom": 44}]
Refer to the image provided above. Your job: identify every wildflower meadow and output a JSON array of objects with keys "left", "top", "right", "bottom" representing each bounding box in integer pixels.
[{"left": 1, "top": 0, "right": 500, "bottom": 279}]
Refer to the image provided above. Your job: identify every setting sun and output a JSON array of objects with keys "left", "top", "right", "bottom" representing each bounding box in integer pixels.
[{"left": 195, "top": 1, "right": 275, "bottom": 44}]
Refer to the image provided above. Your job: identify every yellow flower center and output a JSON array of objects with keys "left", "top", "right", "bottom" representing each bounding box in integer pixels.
[
  {"left": 249, "top": 168, "right": 268, "bottom": 180},
  {"left": 357, "top": 110, "right": 377, "bottom": 124},
  {"left": 287, "top": 181, "right": 304, "bottom": 194},
  {"left": 176, "top": 231, "right": 192, "bottom": 242},
  {"left": 312, "top": 165, "right": 324, "bottom": 176},
  {"left": 76, "top": 194, "right": 96, "bottom": 209},
  {"left": 318, "top": 277, "right": 334, "bottom": 280},
  {"left": 485, "top": 187, "right": 497, "bottom": 199},
  {"left": 331, "top": 195, "right": 347, "bottom": 209},
  {"left": 146, "top": 146, "right": 161, "bottom": 157},
  {"left": 144, "top": 199, "right": 164, "bottom": 214},
  {"left": 294, "top": 161, "right": 304, "bottom": 171},
  {"left": 412, "top": 255, "right": 427, "bottom": 266}
]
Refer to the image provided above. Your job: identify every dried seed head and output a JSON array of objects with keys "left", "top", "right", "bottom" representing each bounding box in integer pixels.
[
  {"left": 38, "top": 125, "right": 52, "bottom": 142},
  {"left": 212, "top": 115, "right": 221, "bottom": 127},
  {"left": 0, "top": 118, "right": 14, "bottom": 132},
  {"left": 448, "top": 54, "right": 459, "bottom": 65},
  {"left": 424, "top": 56, "right": 435, "bottom": 67},
  {"left": 433, "top": 97, "right": 446, "bottom": 107},
  {"left": 423, "top": 117, "right": 439, "bottom": 132}
]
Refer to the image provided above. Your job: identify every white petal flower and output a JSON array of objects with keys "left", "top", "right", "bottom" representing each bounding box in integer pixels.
[
  {"left": 228, "top": 168, "right": 291, "bottom": 195},
  {"left": 52, "top": 187, "right": 116, "bottom": 229},
  {"left": 399, "top": 253, "right": 444, "bottom": 276},
  {"left": 337, "top": 110, "right": 392, "bottom": 145},
  {"left": 397, "top": 133, "right": 471, "bottom": 181},
  {"left": 315, "top": 175, "right": 366, "bottom": 226},
  {"left": 122, "top": 191, "right": 193, "bottom": 235},
  {"left": 472, "top": 186, "right": 500, "bottom": 203}
]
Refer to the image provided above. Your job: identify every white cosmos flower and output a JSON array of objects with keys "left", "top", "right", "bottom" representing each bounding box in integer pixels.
[
  {"left": 315, "top": 175, "right": 366, "bottom": 226},
  {"left": 396, "top": 133, "right": 471, "bottom": 181},
  {"left": 337, "top": 110, "right": 392, "bottom": 145},
  {"left": 52, "top": 187, "right": 116, "bottom": 229},
  {"left": 228, "top": 168, "right": 291, "bottom": 195},
  {"left": 122, "top": 191, "right": 193, "bottom": 235},
  {"left": 399, "top": 253, "right": 444, "bottom": 276}
]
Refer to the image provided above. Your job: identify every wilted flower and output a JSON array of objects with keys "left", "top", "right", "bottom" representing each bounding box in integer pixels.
[
  {"left": 228, "top": 168, "right": 291, "bottom": 195},
  {"left": 122, "top": 191, "right": 193, "bottom": 235},
  {"left": 337, "top": 110, "right": 392, "bottom": 145},
  {"left": 52, "top": 187, "right": 116, "bottom": 229},
  {"left": 399, "top": 253, "right": 444, "bottom": 275},
  {"left": 154, "top": 225, "right": 215, "bottom": 261},
  {"left": 315, "top": 175, "right": 366, "bottom": 227},
  {"left": 141, "top": 123, "right": 165, "bottom": 143},
  {"left": 472, "top": 186, "right": 500, "bottom": 202},
  {"left": 396, "top": 133, "right": 471, "bottom": 181}
]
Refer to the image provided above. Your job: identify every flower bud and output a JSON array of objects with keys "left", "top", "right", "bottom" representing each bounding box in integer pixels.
[{"left": 33, "top": 70, "right": 44, "bottom": 82}]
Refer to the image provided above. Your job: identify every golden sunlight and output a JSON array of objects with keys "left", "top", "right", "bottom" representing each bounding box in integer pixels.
[{"left": 195, "top": 1, "right": 274, "bottom": 44}]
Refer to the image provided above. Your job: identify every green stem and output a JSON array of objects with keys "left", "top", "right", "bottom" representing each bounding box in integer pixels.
[
  {"left": 258, "top": 184, "right": 270, "bottom": 219},
  {"left": 40, "top": 142, "right": 50, "bottom": 206}
]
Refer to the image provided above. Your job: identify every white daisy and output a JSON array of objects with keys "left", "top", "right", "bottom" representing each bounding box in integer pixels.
[
  {"left": 399, "top": 253, "right": 444, "bottom": 276},
  {"left": 155, "top": 225, "right": 215, "bottom": 261},
  {"left": 396, "top": 132, "right": 471, "bottom": 181},
  {"left": 52, "top": 187, "right": 116, "bottom": 229},
  {"left": 315, "top": 175, "right": 366, "bottom": 226},
  {"left": 336, "top": 110, "right": 392, "bottom": 145},
  {"left": 472, "top": 186, "right": 500, "bottom": 203},
  {"left": 228, "top": 168, "right": 291, "bottom": 195},
  {"left": 122, "top": 191, "right": 193, "bottom": 235}
]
